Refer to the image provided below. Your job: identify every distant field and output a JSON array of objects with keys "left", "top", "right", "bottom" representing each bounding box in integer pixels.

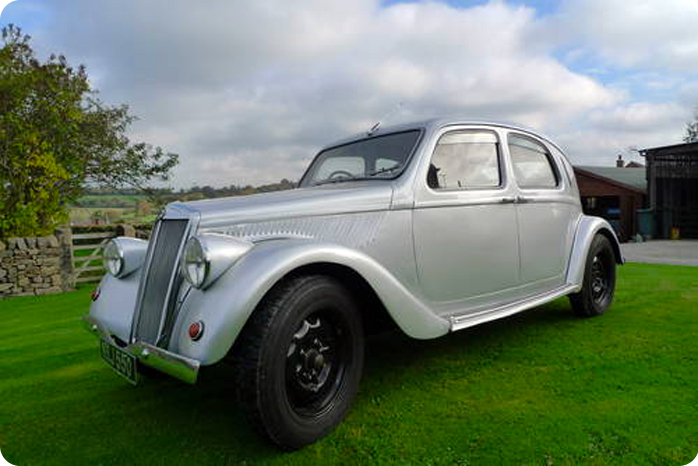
[
  {"left": 0, "top": 263, "right": 696, "bottom": 465},
  {"left": 70, "top": 194, "right": 155, "bottom": 225},
  {"left": 76, "top": 194, "right": 149, "bottom": 206},
  {"left": 69, "top": 207, "right": 130, "bottom": 224},
  {"left": 69, "top": 207, "right": 156, "bottom": 225}
]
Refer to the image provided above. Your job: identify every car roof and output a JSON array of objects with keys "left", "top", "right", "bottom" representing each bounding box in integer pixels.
[{"left": 320, "top": 118, "right": 565, "bottom": 155}]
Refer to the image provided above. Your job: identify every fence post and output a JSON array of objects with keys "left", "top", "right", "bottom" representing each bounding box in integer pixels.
[
  {"left": 55, "top": 226, "right": 76, "bottom": 290},
  {"left": 117, "top": 224, "right": 136, "bottom": 237}
]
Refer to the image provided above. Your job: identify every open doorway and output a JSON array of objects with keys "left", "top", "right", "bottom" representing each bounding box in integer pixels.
[{"left": 581, "top": 196, "right": 623, "bottom": 239}]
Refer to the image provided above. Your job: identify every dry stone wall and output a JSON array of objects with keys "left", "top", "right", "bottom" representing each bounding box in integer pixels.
[{"left": 0, "top": 230, "right": 74, "bottom": 298}]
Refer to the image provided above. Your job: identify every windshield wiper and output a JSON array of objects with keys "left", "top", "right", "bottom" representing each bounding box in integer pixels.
[
  {"left": 314, "top": 176, "right": 362, "bottom": 186},
  {"left": 367, "top": 165, "right": 402, "bottom": 177}
]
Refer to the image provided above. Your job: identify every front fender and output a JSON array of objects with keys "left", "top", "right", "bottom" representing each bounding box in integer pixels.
[
  {"left": 566, "top": 215, "right": 624, "bottom": 290},
  {"left": 171, "top": 239, "right": 450, "bottom": 365},
  {"left": 88, "top": 269, "right": 142, "bottom": 344}
]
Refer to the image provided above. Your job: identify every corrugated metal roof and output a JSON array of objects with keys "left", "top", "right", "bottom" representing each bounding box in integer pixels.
[
  {"left": 575, "top": 166, "right": 647, "bottom": 192},
  {"left": 640, "top": 141, "right": 698, "bottom": 154}
]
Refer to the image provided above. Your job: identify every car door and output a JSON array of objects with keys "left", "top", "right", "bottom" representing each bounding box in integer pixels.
[
  {"left": 413, "top": 127, "right": 520, "bottom": 312},
  {"left": 506, "top": 132, "right": 578, "bottom": 292}
]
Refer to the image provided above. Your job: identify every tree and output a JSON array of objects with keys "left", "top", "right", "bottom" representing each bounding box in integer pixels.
[
  {"left": 685, "top": 107, "right": 698, "bottom": 143},
  {"left": 0, "top": 25, "right": 178, "bottom": 237}
]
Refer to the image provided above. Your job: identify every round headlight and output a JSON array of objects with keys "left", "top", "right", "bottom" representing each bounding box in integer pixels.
[
  {"left": 182, "top": 237, "right": 209, "bottom": 288},
  {"left": 181, "top": 234, "right": 252, "bottom": 289},
  {"left": 103, "top": 240, "right": 124, "bottom": 277},
  {"left": 102, "top": 237, "right": 147, "bottom": 278}
]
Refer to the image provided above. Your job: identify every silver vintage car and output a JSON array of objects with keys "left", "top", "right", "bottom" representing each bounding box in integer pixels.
[{"left": 85, "top": 118, "right": 623, "bottom": 449}]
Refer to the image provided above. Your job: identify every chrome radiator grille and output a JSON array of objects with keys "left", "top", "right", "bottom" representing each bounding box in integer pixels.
[{"left": 133, "top": 219, "right": 189, "bottom": 345}]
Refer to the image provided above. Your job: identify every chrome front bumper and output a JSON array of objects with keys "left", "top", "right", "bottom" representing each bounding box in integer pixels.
[{"left": 83, "top": 315, "right": 200, "bottom": 384}]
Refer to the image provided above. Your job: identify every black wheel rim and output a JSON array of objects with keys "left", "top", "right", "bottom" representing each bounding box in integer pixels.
[
  {"left": 590, "top": 254, "right": 609, "bottom": 304},
  {"left": 285, "top": 310, "right": 349, "bottom": 416}
]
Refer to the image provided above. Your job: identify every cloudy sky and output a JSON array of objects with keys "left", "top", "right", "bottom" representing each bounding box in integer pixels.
[{"left": 2, "top": 0, "right": 698, "bottom": 188}]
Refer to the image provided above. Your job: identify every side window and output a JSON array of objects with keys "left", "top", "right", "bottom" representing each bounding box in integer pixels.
[
  {"left": 428, "top": 130, "right": 501, "bottom": 190},
  {"left": 508, "top": 134, "right": 558, "bottom": 189}
]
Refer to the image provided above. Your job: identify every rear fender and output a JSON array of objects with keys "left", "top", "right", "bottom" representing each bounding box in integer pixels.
[
  {"left": 566, "top": 215, "right": 624, "bottom": 290},
  {"left": 171, "top": 239, "right": 449, "bottom": 365}
]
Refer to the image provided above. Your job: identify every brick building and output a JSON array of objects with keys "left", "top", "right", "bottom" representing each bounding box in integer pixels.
[{"left": 573, "top": 159, "right": 647, "bottom": 242}]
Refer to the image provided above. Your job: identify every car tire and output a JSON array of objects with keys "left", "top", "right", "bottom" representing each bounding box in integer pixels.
[
  {"left": 233, "top": 275, "right": 364, "bottom": 450},
  {"left": 569, "top": 234, "right": 616, "bottom": 317}
]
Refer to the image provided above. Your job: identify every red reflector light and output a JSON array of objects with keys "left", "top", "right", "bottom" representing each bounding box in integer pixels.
[
  {"left": 90, "top": 288, "right": 100, "bottom": 301},
  {"left": 188, "top": 321, "right": 204, "bottom": 341}
]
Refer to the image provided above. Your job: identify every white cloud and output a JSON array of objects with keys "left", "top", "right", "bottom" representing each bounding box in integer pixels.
[
  {"left": 587, "top": 102, "right": 686, "bottom": 131},
  {"left": 556, "top": 100, "right": 689, "bottom": 166},
  {"left": 7, "top": 0, "right": 696, "bottom": 186},
  {"left": 558, "top": 0, "right": 698, "bottom": 73}
]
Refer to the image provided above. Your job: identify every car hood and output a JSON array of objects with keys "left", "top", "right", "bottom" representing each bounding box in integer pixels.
[{"left": 173, "top": 181, "right": 394, "bottom": 229}]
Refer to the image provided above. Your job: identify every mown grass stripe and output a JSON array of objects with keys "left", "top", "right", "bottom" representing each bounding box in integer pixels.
[{"left": 0, "top": 263, "right": 696, "bottom": 465}]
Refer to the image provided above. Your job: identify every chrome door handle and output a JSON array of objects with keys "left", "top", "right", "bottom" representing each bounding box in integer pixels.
[{"left": 499, "top": 196, "right": 516, "bottom": 204}]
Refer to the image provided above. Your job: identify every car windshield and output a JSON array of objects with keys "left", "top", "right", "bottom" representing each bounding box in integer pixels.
[{"left": 300, "top": 130, "right": 422, "bottom": 187}]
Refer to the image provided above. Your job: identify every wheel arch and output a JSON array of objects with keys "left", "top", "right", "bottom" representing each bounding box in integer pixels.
[
  {"left": 566, "top": 215, "right": 624, "bottom": 290},
  {"left": 281, "top": 262, "right": 400, "bottom": 336},
  {"left": 172, "top": 239, "right": 449, "bottom": 366}
]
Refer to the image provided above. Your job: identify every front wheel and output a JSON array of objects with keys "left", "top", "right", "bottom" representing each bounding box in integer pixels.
[
  {"left": 233, "top": 275, "right": 364, "bottom": 450},
  {"left": 569, "top": 234, "right": 616, "bottom": 317}
]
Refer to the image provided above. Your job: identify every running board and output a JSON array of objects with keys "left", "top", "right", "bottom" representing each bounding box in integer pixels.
[{"left": 449, "top": 284, "right": 578, "bottom": 332}]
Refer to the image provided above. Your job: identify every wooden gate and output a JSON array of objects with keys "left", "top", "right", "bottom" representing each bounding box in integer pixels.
[{"left": 71, "top": 228, "right": 117, "bottom": 284}]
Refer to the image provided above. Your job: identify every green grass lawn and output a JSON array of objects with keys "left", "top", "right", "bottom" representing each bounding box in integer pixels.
[{"left": 1, "top": 263, "right": 696, "bottom": 465}]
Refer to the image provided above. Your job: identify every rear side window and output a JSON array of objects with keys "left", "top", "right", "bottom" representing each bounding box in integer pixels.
[
  {"left": 508, "top": 134, "right": 558, "bottom": 189},
  {"left": 428, "top": 130, "right": 501, "bottom": 190}
]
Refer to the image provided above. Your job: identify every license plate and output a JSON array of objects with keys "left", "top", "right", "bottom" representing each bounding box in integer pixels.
[{"left": 100, "top": 339, "right": 138, "bottom": 385}]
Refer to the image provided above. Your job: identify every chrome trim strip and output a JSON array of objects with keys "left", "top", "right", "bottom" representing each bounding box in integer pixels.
[
  {"left": 511, "top": 197, "right": 580, "bottom": 206},
  {"left": 414, "top": 198, "right": 516, "bottom": 209},
  {"left": 415, "top": 196, "right": 580, "bottom": 210},
  {"left": 84, "top": 315, "right": 200, "bottom": 385},
  {"left": 449, "top": 284, "right": 577, "bottom": 331}
]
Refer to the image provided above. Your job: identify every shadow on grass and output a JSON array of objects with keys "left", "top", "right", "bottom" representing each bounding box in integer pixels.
[
  {"left": 366, "top": 298, "right": 576, "bottom": 362},
  {"left": 103, "top": 299, "right": 578, "bottom": 459}
]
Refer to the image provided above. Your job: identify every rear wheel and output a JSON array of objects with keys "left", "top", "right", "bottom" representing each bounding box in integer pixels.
[
  {"left": 569, "top": 234, "right": 616, "bottom": 317},
  {"left": 233, "top": 275, "right": 364, "bottom": 450}
]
